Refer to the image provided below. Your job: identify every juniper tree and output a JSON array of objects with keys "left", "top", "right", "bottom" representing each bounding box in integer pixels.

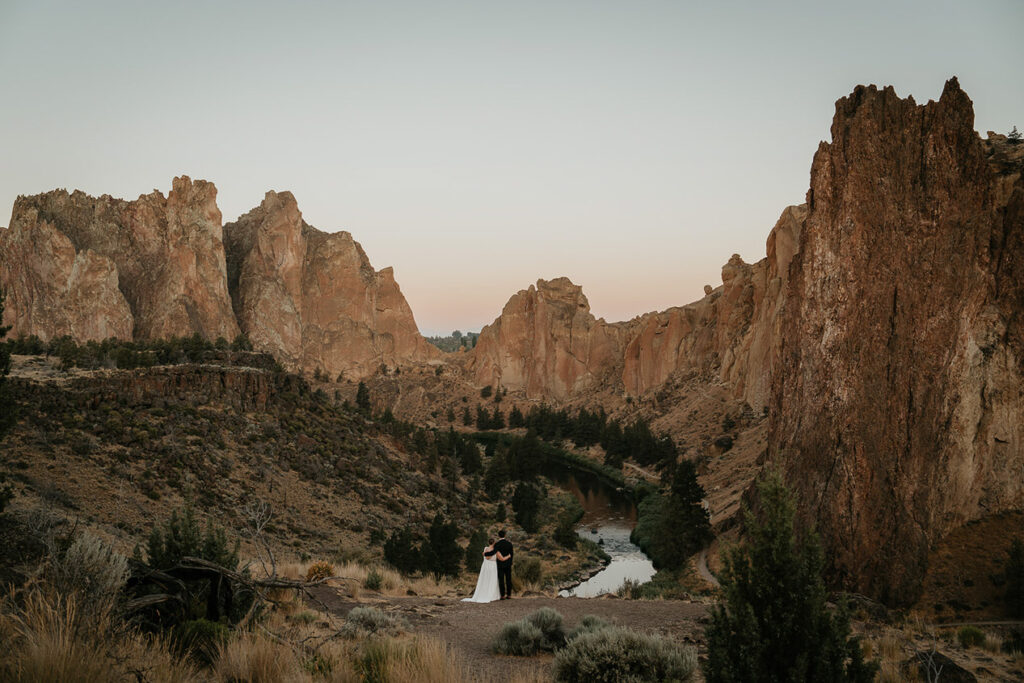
[
  {"left": 356, "top": 381, "right": 371, "bottom": 414},
  {"left": 704, "top": 470, "right": 877, "bottom": 683}
]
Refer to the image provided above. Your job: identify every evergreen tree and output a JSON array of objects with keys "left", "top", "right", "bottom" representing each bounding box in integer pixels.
[
  {"left": 427, "top": 513, "right": 462, "bottom": 578},
  {"left": 1006, "top": 538, "right": 1024, "bottom": 618},
  {"left": 647, "top": 460, "right": 712, "bottom": 568},
  {"left": 475, "top": 404, "right": 490, "bottom": 430},
  {"left": 483, "top": 448, "right": 511, "bottom": 499},
  {"left": 704, "top": 471, "right": 877, "bottom": 683},
  {"left": 356, "top": 381, "right": 371, "bottom": 414},
  {"left": 508, "top": 405, "right": 525, "bottom": 428},
  {"left": 144, "top": 506, "right": 240, "bottom": 571},
  {"left": 510, "top": 429, "right": 543, "bottom": 481},
  {"left": 384, "top": 526, "right": 420, "bottom": 574},
  {"left": 511, "top": 482, "right": 544, "bottom": 533},
  {"left": 465, "top": 527, "right": 490, "bottom": 571},
  {"left": 462, "top": 405, "right": 473, "bottom": 426},
  {"left": 491, "top": 405, "right": 505, "bottom": 429},
  {"left": 456, "top": 435, "right": 482, "bottom": 475},
  {"left": 446, "top": 406, "right": 456, "bottom": 423}
]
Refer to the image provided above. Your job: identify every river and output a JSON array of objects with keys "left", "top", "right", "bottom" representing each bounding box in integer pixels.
[{"left": 551, "top": 470, "right": 656, "bottom": 598}]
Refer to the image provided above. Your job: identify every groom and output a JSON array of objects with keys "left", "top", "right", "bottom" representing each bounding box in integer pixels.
[{"left": 494, "top": 529, "right": 514, "bottom": 599}]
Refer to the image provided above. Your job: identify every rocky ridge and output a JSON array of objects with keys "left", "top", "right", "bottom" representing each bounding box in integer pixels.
[
  {"left": 1, "top": 180, "right": 436, "bottom": 379},
  {"left": 223, "top": 191, "right": 438, "bottom": 378},
  {"left": 2, "top": 177, "right": 239, "bottom": 341}
]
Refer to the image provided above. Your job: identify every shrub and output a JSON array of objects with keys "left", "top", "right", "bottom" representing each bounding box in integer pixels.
[
  {"left": 340, "top": 607, "right": 407, "bottom": 638},
  {"left": 516, "top": 555, "right": 543, "bottom": 585},
  {"left": 306, "top": 560, "right": 335, "bottom": 582},
  {"left": 526, "top": 607, "right": 567, "bottom": 650},
  {"left": 46, "top": 531, "right": 129, "bottom": 618},
  {"left": 492, "top": 609, "right": 567, "bottom": 656},
  {"left": 568, "top": 615, "right": 611, "bottom": 641},
  {"left": 553, "top": 626, "right": 697, "bottom": 682},
  {"left": 493, "top": 619, "right": 544, "bottom": 656},
  {"left": 704, "top": 471, "right": 877, "bottom": 682},
  {"left": 364, "top": 568, "right": 383, "bottom": 591},
  {"left": 957, "top": 626, "right": 986, "bottom": 649}
]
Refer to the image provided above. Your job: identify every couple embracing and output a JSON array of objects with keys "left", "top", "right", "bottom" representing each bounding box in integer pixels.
[{"left": 462, "top": 529, "right": 514, "bottom": 603}]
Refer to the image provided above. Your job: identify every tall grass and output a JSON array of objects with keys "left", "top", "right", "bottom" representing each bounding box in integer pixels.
[
  {"left": 277, "top": 558, "right": 459, "bottom": 597},
  {"left": 213, "top": 631, "right": 308, "bottom": 682},
  {"left": 0, "top": 591, "right": 199, "bottom": 683}
]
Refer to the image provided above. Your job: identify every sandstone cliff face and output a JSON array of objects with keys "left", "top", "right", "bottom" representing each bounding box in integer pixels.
[
  {"left": 224, "top": 191, "right": 438, "bottom": 378},
  {"left": 769, "top": 79, "right": 1024, "bottom": 603},
  {"left": 471, "top": 205, "right": 805, "bottom": 408},
  {"left": 0, "top": 214, "right": 133, "bottom": 341},
  {"left": 468, "top": 278, "right": 623, "bottom": 400},
  {"left": 4, "top": 177, "right": 239, "bottom": 341},
  {"left": 620, "top": 204, "right": 804, "bottom": 409}
]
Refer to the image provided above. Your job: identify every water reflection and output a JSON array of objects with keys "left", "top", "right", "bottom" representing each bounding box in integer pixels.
[{"left": 550, "top": 471, "right": 655, "bottom": 598}]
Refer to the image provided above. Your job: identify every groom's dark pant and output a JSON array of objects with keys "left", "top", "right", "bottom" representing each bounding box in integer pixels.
[{"left": 497, "top": 562, "right": 512, "bottom": 598}]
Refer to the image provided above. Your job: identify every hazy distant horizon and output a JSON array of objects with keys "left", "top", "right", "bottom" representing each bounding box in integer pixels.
[{"left": 2, "top": 1, "right": 1021, "bottom": 337}]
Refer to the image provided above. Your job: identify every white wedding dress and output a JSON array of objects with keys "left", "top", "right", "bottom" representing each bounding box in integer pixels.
[{"left": 462, "top": 549, "right": 501, "bottom": 603}]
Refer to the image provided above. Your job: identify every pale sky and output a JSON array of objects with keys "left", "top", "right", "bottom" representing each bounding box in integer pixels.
[{"left": 1, "top": 1, "right": 1021, "bottom": 335}]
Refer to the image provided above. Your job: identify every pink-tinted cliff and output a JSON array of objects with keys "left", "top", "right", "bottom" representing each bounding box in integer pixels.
[
  {"left": 2, "top": 177, "right": 239, "bottom": 341},
  {"left": 769, "top": 78, "right": 1024, "bottom": 603},
  {"left": 223, "top": 191, "right": 439, "bottom": 378}
]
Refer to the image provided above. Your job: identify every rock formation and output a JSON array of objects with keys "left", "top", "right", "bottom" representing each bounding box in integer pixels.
[
  {"left": 769, "top": 78, "right": 1024, "bottom": 604},
  {"left": 0, "top": 213, "right": 133, "bottom": 341},
  {"left": 621, "top": 203, "right": 804, "bottom": 409},
  {"left": 472, "top": 203, "right": 805, "bottom": 410},
  {"left": 468, "top": 278, "right": 623, "bottom": 400},
  {"left": 223, "top": 191, "right": 438, "bottom": 378},
  {"left": 2, "top": 177, "right": 239, "bottom": 341}
]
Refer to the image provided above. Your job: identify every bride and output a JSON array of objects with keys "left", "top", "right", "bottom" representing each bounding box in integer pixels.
[{"left": 462, "top": 538, "right": 501, "bottom": 603}]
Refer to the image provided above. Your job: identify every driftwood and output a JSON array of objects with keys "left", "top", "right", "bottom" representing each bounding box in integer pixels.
[{"left": 125, "top": 555, "right": 340, "bottom": 629}]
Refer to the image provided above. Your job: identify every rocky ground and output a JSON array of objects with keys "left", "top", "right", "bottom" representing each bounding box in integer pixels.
[{"left": 312, "top": 590, "right": 709, "bottom": 681}]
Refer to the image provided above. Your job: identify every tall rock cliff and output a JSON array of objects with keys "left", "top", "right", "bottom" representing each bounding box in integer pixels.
[
  {"left": 0, "top": 213, "right": 133, "bottom": 341},
  {"left": 223, "top": 191, "right": 438, "bottom": 378},
  {"left": 769, "top": 78, "right": 1024, "bottom": 604},
  {"left": 621, "top": 204, "right": 804, "bottom": 409},
  {"left": 2, "top": 177, "right": 239, "bottom": 341},
  {"left": 468, "top": 278, "right": 623, "bottom": 400},
  {"left": 471, "top": 203, "right": 804, "bottom": 409}
]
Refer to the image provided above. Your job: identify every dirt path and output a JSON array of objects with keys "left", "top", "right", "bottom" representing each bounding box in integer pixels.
[
  {"left": 697, "top": 549, "right": 720, "bottom": 588},
  {"left": 313, "top": 589, "right": 709, "bottom": 681}
]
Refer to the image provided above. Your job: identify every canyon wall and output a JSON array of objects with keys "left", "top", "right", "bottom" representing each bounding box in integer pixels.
[
  {"left": 470, "top": 204, "right": 805, "bottom": 410},
  {"left": 1, "top": 180, "right": 437, "bottom": 379},
  {"left": 466, "top": 80, "right": 1022, "bottom": 604},
  {"left": 223, "top": 191, "right": 438, "bottom": 378},
  {"left": 769, "top": 78, "right": 1024, "bottom": 603},
  {"left": 2, "top": 177, "right": 239, "bottom": 341},
  {"left": 467, "top": 277, "right": 623, "bottom": 399}
]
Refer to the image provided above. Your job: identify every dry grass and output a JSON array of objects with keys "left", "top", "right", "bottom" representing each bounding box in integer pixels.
[
  {"left": 276, "top": 558, "right": 461, "bottom": 597},
  {"left": 375, "top": 636, "right": 475, "bottom": 683},
  {"left": 0, "top": 591, "right": 199, "bottom": 683},
  {"left": 213, "top": 630, "right": 310, "bottom": 682}
]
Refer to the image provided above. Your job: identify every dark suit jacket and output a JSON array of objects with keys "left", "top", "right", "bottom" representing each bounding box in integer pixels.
[
  {"left": 494, "top": 538, "right": 514, "bottom": 566},
  {"left": 483, "top": 546, "right": 497, "bottom": 558}
]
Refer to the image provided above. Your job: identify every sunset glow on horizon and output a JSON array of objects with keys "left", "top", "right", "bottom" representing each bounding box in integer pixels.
[{"left": 2, "top": 1, "right": 1021, "bottom": 336}]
